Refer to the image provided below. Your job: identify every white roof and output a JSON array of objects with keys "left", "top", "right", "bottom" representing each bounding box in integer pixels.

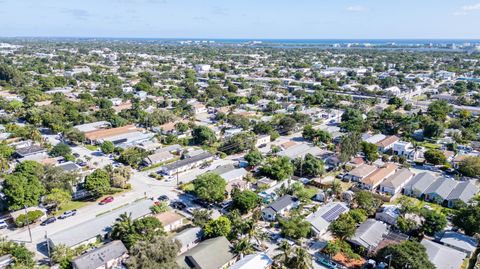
[{"left": 229, "top": 253, "right": 273, "bottom": 269}]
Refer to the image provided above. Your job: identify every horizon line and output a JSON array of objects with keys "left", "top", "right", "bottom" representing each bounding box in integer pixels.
[{"left": 1, "top": 36, "right": 480, "bottom": 41}]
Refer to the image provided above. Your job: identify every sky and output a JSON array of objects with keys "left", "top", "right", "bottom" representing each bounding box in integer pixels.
[{"left": 0, "top": 0, "right": 479, "bottom": 39}]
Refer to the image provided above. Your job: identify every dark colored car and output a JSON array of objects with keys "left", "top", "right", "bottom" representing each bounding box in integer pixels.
[
  {"left": 171, "top": 201, "right": 187, "bottom": 210},
  {"left": 58, "top": 210, "right": 77, "bottom": 219},
  {"left": 192, "top": 198, "right": 213, "bottom": 209},
  {"left": 41, "top": 217, "right": 56, "bottom": 226},
  {"left": 158, "top": 195, "right": 169, "bottom": 201},
  {"left": 73, "top": 153, "right": 80, "bottom": 158},
  {"left": 99, "top": 196, "right": 114, "bottom": 205}
]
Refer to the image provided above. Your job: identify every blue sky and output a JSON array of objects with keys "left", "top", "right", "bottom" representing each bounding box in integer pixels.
[{"left": 0, "top": 0, "right": 479, "bottom": 39}]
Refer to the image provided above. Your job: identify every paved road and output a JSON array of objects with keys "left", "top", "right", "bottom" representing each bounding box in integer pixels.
[{"left": 1, "top": 141, "right": 235, "bottom": 257}]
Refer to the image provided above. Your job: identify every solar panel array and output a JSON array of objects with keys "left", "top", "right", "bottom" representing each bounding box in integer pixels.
[{"left": 321, "top": 204, "right": 347, "bottom": 222}]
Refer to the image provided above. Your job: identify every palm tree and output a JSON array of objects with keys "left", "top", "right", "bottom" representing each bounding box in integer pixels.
[
  {"left": 51, "top": 244, "right": 74, "bottom": 267},
  {"left": 111, "top": 213, "right": 135, "bottom": 246},
  {"left": 232, "top": 238, "right": 254, "bottom": 259},
  {"left": 273, "top": 240, "right": 292, "bottom": 267},
  {"left": 289, "top": 247, "right": 313, "bottom": 269}
]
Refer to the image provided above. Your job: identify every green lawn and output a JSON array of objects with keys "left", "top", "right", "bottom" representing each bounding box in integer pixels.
[
  {"left": 55, "top": 200, "right": 91, "bottom": 216},
  {"left": 389, "top": 195, "right": 456, "bottom": 215},
  {"left": 84, "top": 144, "right": 98, "bottom": 151}
]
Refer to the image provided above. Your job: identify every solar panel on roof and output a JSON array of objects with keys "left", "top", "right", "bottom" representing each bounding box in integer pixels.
[{"left": 321, "top": 204, "right": 347, "bottom": 222}]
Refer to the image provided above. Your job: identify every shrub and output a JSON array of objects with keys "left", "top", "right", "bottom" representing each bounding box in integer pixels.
[{"left": 15, "top": 210, "right": 44, "bottom": 227}]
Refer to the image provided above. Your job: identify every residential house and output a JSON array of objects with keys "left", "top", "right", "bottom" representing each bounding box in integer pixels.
[
  {"left": 255, "top": 135, "right": 270, "bottom": 148},
  {"left": 392, "top": 141, "right": 419, "bottom": 160},
  {"left": 375, "top": 205, "right": 401, "bottom": 225},
  {"left": 193, "top": 103, "right": 208, "bottom": 115},
  {"left": 421, "top": 239, "right": 466, "bottom": 269},
  {"left": 306, "top": 202, "right": 349, "bottom": 236},
  {"left": 405, "top": 174, "right": 478, "bottom": 207},
  {"left": 143, "top": 151, "right": 175, "bottom": 166},
  {"left": 13, "top": 144, "right": 46, "bottom": 159},
  {"left": 376, "top": 135, "right": 400, "bottom": 152},
  {"left": 174, "top": 227, "right": 203, "bottom": 254},
  {"left": 176, "top": 236, "right": 236, "bottom": 269},
  {"left": 230, "top": 253, "right": 273, "bottom": 269},
  {"left": 362, "top": 133, "right": 386, "bottom": 144},
  {"left": 155, "top": 211, "right": 184, "bottom": 232},
  {"left": 349, "top": 219, "right": 389, "bottom": 251},
  {"left": 277, "top": 143, "right": 323, "bottom": 160},
  {"left": 211, "top": 165, "right": 250, "bottom": 194},
  {"left": 446, "top": 180, "right": 478, "bottom": 207},
  {"left": 261, "top": 195, "right": 299, "bottom": 221},
  {"left": 344, "top": 164, "right": 377, "bottom": 182},
  {"left": 403, "top": 172, "right": 437, "bottom": 198},
  {"left": 73, "top": 121, "right": 111, "bottom": 133},
  {"left": 424, "top": 177, "right": 463, "bottom": 205},
  {"left": 71, "top": 240, "right": 128, "bottom": 269},
  {"left": 437, "top": 231, "right": 478, "bottom": 257},
  {"left": 159, "top": 152, "right": 214, "bottom": 176},
  {"left": 48, "top": 199, "right": 152, "bottom": 248},
  {"left": 360, "top": 163, "right": 398, "bottom": 190},
  {"left": 379, "top": 168, "right": 414, "bottom": 196}
]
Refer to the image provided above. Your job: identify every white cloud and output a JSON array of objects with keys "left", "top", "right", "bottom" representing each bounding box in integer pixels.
[
  {"left": 346, "top": 5, "right": 368, "bottom": 12},
  {"left": 454, "top": 2, "right": 480, "bottom": 15},
  {"left": 462, "top": 3, "right": 480, "bottom": 11}
]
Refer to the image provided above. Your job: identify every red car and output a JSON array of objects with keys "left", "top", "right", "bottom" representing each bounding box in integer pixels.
[{"left": 99, "top": 196, "right": 114, "bottom": 205}]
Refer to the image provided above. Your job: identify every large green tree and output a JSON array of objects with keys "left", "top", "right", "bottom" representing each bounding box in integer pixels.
[
  {"left": 191, "top": 126, "right": 216, "bottom": 146},
  {"left": 261, "top": 156, "right": 294, "bottom": 181},
  {"left": 293, "top": 153, "right": 325, "bottom": 178},
  {"left": 193, "top": 172, "right": 226, "bottom": 203},
  {"left": 424, "top": 149, "right": 446, "bottom": 165},
  {"left": 84, "top": 168, "right": 111, "bottom": 196},
  {"left": 376, "top": 240, "right": 435, "bottom": 269},
  {"left": 204, "top": 216, "right": 231, "bottom": 238},
  {"left": 232, "top": 190, "right": 260, "bottom": 214},
  {"left": 452, "top": 201, "right": 480, "bottom": 236},
  {"left": 126, "top": 235, "right": 180, "bottom": 269},
  {"left": 458, "top": 156, "right": 480, "bottom": 177}
]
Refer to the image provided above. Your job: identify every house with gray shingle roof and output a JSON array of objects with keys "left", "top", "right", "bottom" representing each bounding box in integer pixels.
[
  {"left": 174, "top": 227, "right": 203, "bottom": 254},
  {"left": 445, "top": 180, "right": 478, "bottom": 207},
  {"left": 421, "top": 239, "right": 466, "bottom": 269},
  {"left": 176, "top": 236, "right": 236, "bottom": 269},
  {"left": 261, "top": 195, "right": 299, "bottom": 221},
  {"left": 403, "top": 172, "right": 436, "bottom": 198},
  {"left": 424, "top": 177, "right": 458, "bottom": 204},
  {"left": 72, "top": 240, "right": 127, "bottom": 269}
]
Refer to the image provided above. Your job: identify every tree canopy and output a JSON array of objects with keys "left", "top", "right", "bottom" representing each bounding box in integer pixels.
[{"left": 193, "top": 172, "right": 227, "bottom": 203}]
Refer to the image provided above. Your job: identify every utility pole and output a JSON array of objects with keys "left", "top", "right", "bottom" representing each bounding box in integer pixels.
[
  {"left": 45, "top": 231, "right": 51, "bottom": 266},
  {"left": 23, "top": 205, "right": 32, "bottom": 243}
]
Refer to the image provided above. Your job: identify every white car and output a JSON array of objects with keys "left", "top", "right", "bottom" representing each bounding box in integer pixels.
[{"left": 0, "top": 220, "right": 8, "bottom": 229}]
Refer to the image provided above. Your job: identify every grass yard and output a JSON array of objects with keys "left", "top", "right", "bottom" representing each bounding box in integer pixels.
[
  {"left": 55, "top": 200, "right": 91, "bottom": 216},
  {"left": 84, "top": 144, "right": 98, "bottom": 151},
  {"left": 389, "top": 195, "right": 456, "bottom": 215}
]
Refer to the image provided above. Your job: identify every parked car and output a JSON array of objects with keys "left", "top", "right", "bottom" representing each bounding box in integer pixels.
[
  {"left": 158, "top": 195, "right": 169, "bottom": 201},
  {"left": 73, "top": 153, "right": 80, "bottom": 158},
  {"left": 317, "top": 257, "right": 338, "bottom": 269},
  {"left": 0, "top": 220, "right": 7, "bottom": 229},
  {"left": 192, "top": 198, "right": 213, "bottom": 209},
  {"left": 58, "top": 210, "right": 77, "bottom": 219},
  {"left": 41, "top": 217, "right": 56, "bottom": 226},
  {"left": 171, "top": 201, "right": 187, "bottom": 210},
  {"left": 99, "top": 196, "right": 114, "bottom": 205}
]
